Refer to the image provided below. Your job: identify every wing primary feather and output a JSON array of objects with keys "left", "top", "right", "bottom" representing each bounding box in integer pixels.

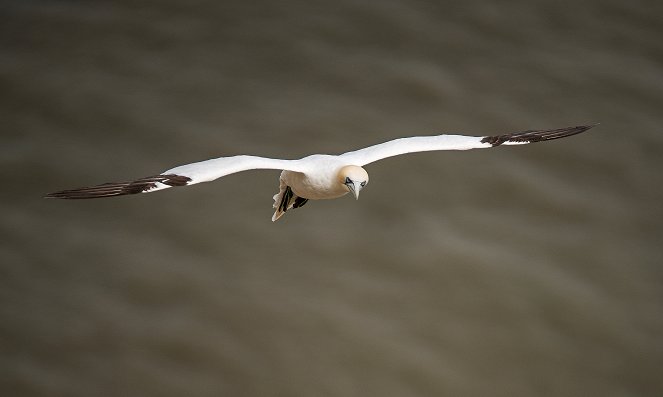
[
  {"left": 44, "top": 174, "right": 191, "bottom": 199},
  {"left": 481, "top": 124, "right": 596, "bottom": 146}
]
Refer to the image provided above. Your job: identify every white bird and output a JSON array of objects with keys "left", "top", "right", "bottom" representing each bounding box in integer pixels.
[{"left": 46, "top": 124, "right": 595, "bottom": 221}]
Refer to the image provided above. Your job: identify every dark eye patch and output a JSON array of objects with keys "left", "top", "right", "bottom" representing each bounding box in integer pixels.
[
  {"left": 345, "top": 177, "right": 352, "bottom": 184},
  {"left": 360, "top": 181, "right": 366, "bottom": 187}
]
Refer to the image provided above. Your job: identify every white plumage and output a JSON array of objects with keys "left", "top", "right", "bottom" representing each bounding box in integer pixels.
[{"left": 46, "top": 124, "right": 595, "bottom": 221}]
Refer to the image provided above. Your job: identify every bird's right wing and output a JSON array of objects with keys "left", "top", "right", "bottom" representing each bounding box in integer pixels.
[
  {"left": 45, "top": 155, "right": 307, "bottom": 199},
  {"left": 339, "top": 125, "right": 595, "bottom": 166}
]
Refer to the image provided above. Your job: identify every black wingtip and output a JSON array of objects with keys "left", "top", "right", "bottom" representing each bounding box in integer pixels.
[
  {"left": 481, "top": 123, "right": 597, "bottom": 147},
  {"left": 44, "top": 174, "right": 191, "bottom": 199}
]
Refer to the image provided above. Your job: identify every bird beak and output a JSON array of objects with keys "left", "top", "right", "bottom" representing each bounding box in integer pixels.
[{"left": 346, "top": 182, "right": 362, "bottom": 200}]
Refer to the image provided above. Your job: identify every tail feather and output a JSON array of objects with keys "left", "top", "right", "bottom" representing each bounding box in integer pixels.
[{"left": 272, "top": 184, "right": 309, "bottom": 221}]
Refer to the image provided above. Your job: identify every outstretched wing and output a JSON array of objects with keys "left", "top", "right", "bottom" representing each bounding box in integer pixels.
[
  {"left": 339, "top": 124, "right": 596, "bottom": 166},
  {"left": 45, "top": 155, "right": 307, "bottom": 199}
]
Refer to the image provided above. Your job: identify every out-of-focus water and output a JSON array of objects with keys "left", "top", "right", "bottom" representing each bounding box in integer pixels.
[{"left": 1, "top": 1, "right": 662, "bottom": 396}]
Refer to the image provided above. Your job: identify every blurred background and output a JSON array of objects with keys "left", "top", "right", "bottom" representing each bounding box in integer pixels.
[{"left": 1, "top": 0, "right": 662, "bottom": 396}]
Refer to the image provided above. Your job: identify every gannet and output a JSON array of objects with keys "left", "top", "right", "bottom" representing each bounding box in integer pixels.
[{"left": 45, "top": 124, "right": 595, "bottom": 221}]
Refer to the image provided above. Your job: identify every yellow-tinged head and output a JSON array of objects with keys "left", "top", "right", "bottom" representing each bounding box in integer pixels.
[{"left": 338, "top": 165, "right": 369, "bottom": 199}]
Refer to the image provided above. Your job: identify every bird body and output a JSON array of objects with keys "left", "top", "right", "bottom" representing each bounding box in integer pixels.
[
  {"left": 46, "top": 125, "right": 595, "bottom": 221},
  {"left": 271, "top": 161, "right": 369, "bottom": 221},
  {"left": 282, "top": 166, "right": 339, "bottom": 200}
]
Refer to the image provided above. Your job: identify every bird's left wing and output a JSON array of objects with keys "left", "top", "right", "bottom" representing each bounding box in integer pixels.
[
  {"left": 339, "top": 125, "right": 595, "bottom": 166},
  {"left": 45, "top": 155, "right": 307, "bottom": 199}
]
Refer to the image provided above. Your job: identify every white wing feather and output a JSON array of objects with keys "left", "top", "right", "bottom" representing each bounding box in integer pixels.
[
  {"left": 164, "top": 155, "right": 307, "bottom": 185},
  {"left": 339, "top": 135, "right": 490, "bottom": 166}
]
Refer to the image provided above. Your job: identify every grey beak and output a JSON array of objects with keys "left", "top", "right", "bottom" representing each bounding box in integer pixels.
[{"left": 346, "top": 182, "right": 361, "bottom": 200}]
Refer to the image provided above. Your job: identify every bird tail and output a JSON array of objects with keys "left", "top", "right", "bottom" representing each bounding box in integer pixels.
[
  {"left": 272, "top": 183, "right": 294, "bottom": 221},
  {"left": 272, "top": 184, "right": 309, "bottom": 221}
]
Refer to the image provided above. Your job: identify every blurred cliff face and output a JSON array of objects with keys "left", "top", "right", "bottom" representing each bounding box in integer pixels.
[{"left": 1, "top": 1, "right": 662, "bottom": 396}]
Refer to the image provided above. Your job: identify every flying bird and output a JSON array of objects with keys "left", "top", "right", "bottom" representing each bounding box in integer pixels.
[{"left": 45, "top": 124, "right": 595, "bottom": 221}]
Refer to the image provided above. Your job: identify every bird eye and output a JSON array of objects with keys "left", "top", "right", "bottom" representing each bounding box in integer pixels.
[
  {"left": 345, "top": 177, "right": 352, "bottom": 184},
  {"left": 360, "top": 181, "right": 366, "bottom": 187}
]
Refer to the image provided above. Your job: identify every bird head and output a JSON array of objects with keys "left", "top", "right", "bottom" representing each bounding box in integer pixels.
[{"left": 338, "top": 165, "right": 369, "bottom": 200}]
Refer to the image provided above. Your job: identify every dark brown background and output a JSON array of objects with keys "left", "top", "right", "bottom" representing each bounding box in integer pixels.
[{"left": 1, "top": 1, "right": 661, "bottom": 396}]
